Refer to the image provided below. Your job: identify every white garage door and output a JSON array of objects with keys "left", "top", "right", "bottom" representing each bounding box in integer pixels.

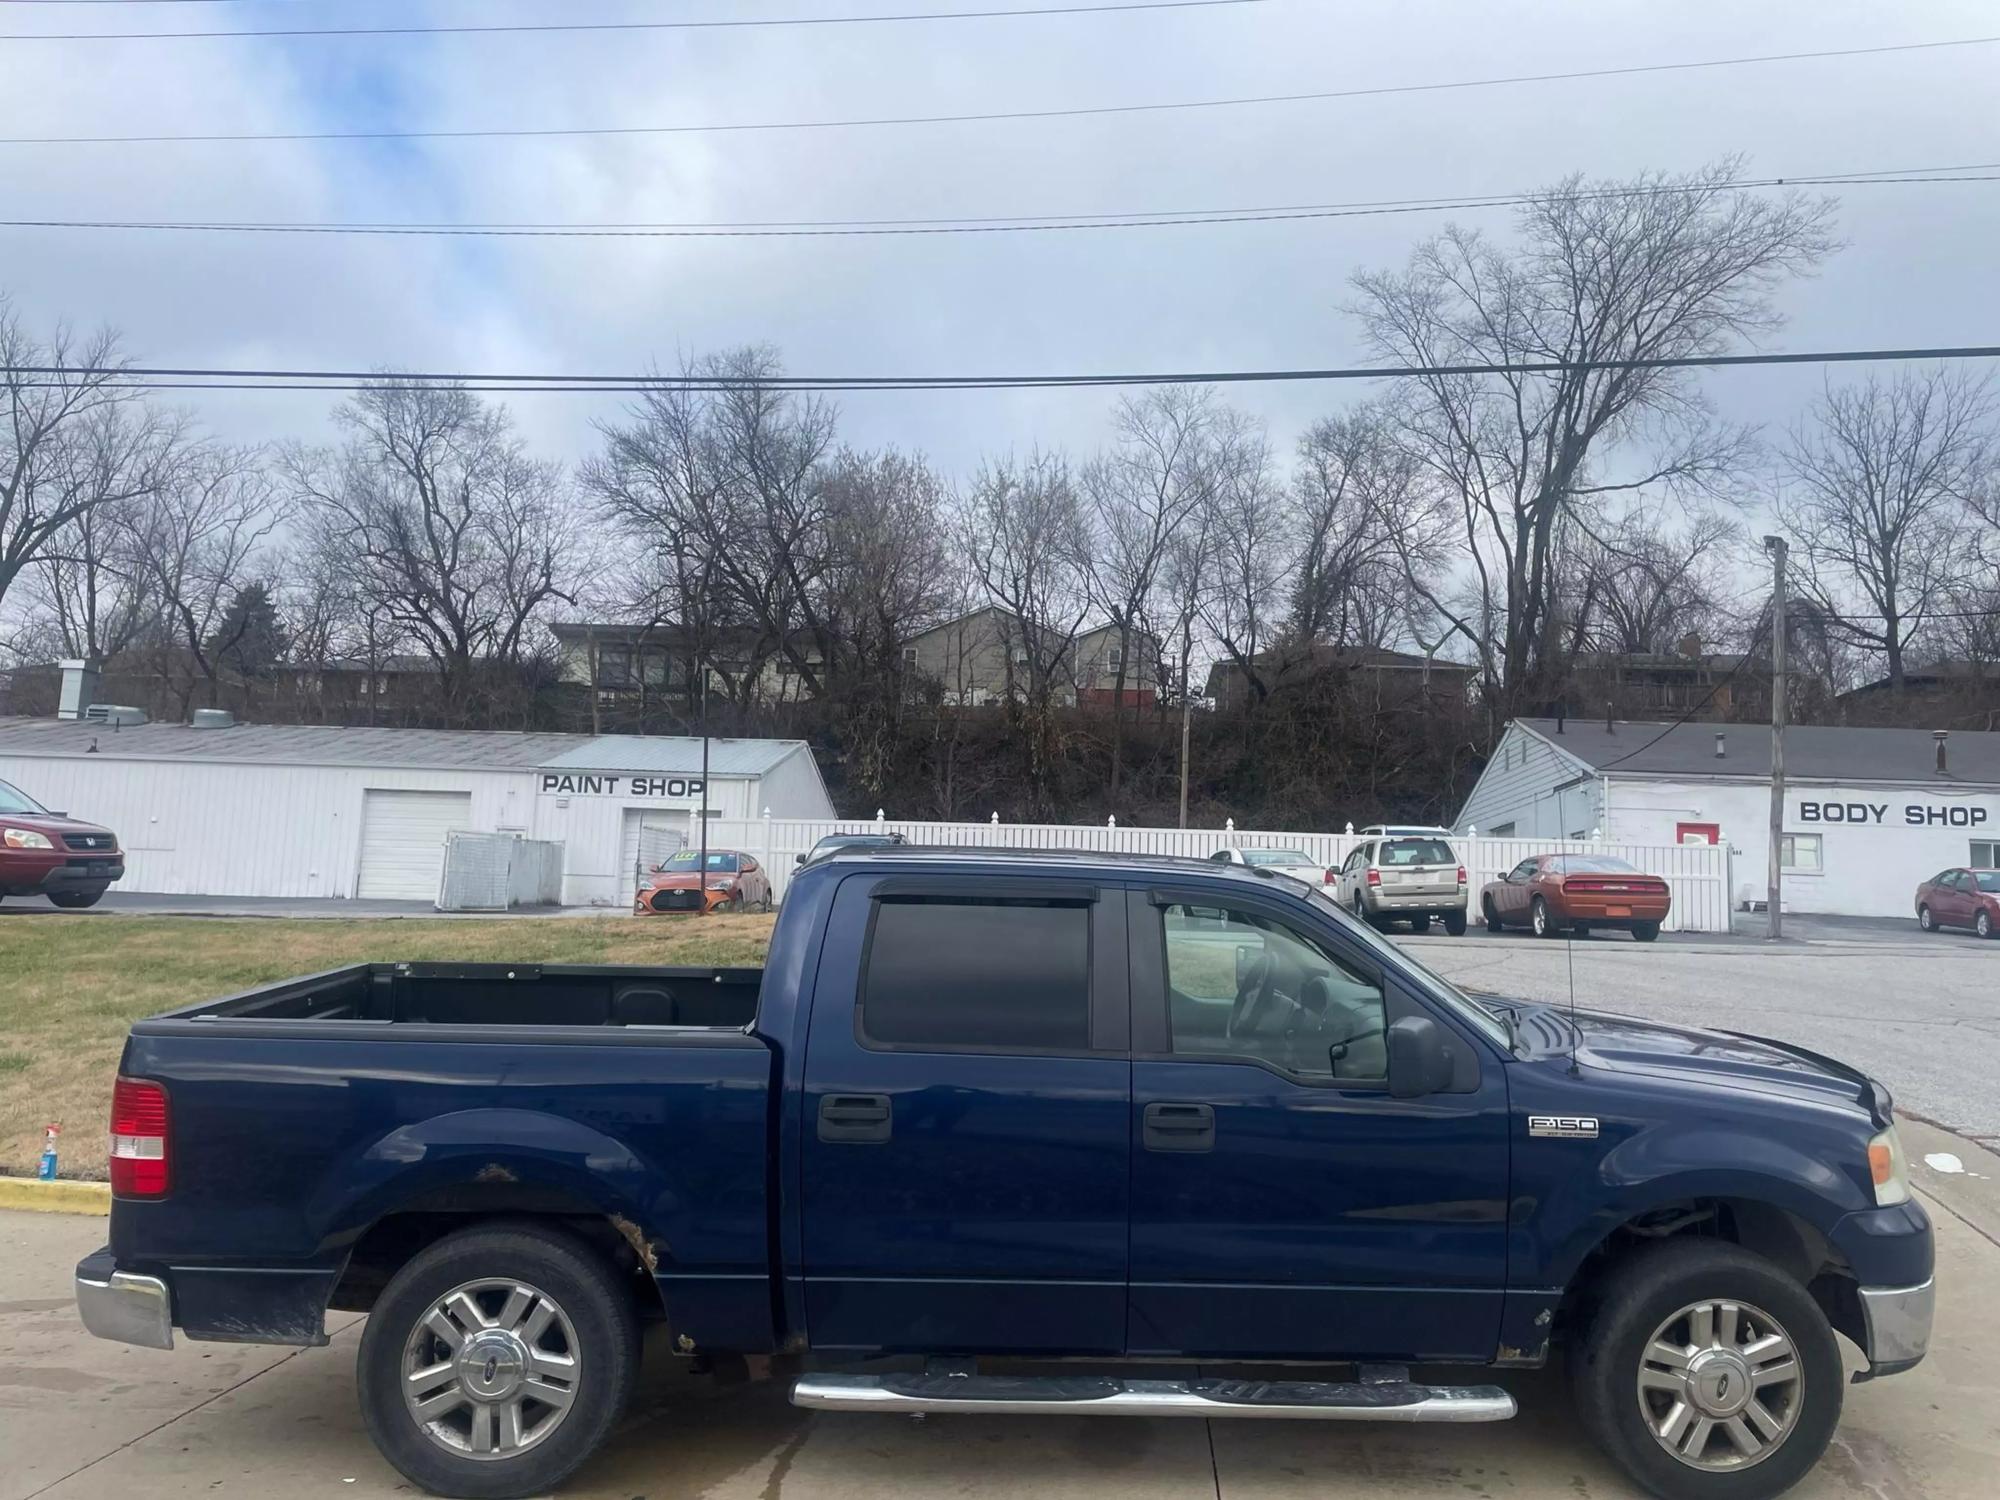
[
  {"left": 618, "top": 809, "right": 687, "bottom": 908},
  {"left": 357, "top": 790, "right": 473, "bottom": 901}
]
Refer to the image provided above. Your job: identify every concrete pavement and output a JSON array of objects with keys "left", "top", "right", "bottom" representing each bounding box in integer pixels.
[{"left": 4, "top": 1120, "right": 1996, "bottom": 1500}]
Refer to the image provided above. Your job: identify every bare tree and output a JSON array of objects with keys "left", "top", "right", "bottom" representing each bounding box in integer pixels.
[
  {"left": 1196, "top": 414, "right": 1287, "bottom": 704},
  {"left": 1081, "top": 387, "right": 1222, "bottom": 793},
  {"left": 1351, "top": 161, "right": 1835, "bottom": 708},
  {"left": 283, "top": 381, "right": 583, "bottom": 718},
  {"left": 24, "top": 499, "right": 154, "bottom": 662},
  {"left": 131, "top": 443, "right": 284, "bottom": 716},
  {"left": 1779, "top": 366, "right": 1994, "bottom": 690},
  {"left": 963, "top": 450, "right": 1092, "bottom": 817},
  {"left": 1, "top": 303, "right": 179, "bottom": 627}
]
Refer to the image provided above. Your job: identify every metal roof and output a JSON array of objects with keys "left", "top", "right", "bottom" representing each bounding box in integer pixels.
[
  {"left": 0, "top": 716, "right": 807, "bottom": 777},
  {"left": 1517, "top": 718, "right": 2000, "bottom": 787}
]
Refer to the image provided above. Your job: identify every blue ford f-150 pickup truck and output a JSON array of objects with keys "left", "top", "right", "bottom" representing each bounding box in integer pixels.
[{"left": 76, "top": 849, "right": 1932, "bottom": 1500}]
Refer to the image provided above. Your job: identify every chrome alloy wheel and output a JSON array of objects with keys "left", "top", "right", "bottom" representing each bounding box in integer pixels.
[
  {"left": 401, "top": 1278, "right": 581, "bottom": 1461},
  {"left": 1637, "top": 1298, "right": 1802, "bottom": 1471}
]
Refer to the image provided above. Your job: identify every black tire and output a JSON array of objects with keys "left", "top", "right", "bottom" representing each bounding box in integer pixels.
[
  {"left": 1483, "top": 895, "right": 1503, "bottom": 932},
  {"left": 1979, "top": 909, "right": 1994, "bottom": 940},
  {"left": 1632, "top": 920, "right": 1661, "bottom": 943},
  {"left": 1569, "top": 1240, "right": 1842, "bottom": 1500},
  {"left": 1917, "top": 905, "right": 1935, "bottom": 933},
  {"left": 1531, "top": 896, "right": 1560, "bottom": 939},
  {"left": 1443, "top": 908, "right": 1468, "bottom": 936},
  {"left": 358, "top": 1221, "right": 640, "bottom": 1500},
  {"left": 1407, "top": 915, "right": 1431, "bottom": 933},
  {"left": 48, "top": 889, "right": 104, "bottom": 909}
]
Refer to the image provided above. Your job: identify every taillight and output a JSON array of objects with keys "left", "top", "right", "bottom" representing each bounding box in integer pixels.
[
  {"left": 1456, "top": 865, "right": 1467, "bottom": 886},
  {"left": 110, "top": 1077, "right": 170, "bottom": 1198},
  {"left": 1365, "top": 868, "right": 1381, "bottom": 887},
  {"left": 1322, "top": 868, "right": 1336, "bottom": 884}
]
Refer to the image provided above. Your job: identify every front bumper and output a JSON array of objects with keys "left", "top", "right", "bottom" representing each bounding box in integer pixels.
[
  {"left": 75, "top": 1248, "right": 173, "bottom": 1350},
  {"left": 1858, "top": 1277, "right": 1934, "bottom": 1375}
]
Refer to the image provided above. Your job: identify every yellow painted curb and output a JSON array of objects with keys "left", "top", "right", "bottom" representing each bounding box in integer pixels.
[{"left": 0, "top": 1176, "right": 110, "bottom": 1215}]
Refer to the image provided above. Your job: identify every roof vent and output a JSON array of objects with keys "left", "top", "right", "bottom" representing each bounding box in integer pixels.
[
  {"left": 191, "top": 708, "right": 235, "bottom": 729},
  {"left": 1935, "top": 729, "right": 1949, "bottom": 773},
  {"left": 82, "top": 703, "right": 146, "bottom": 727},
  {"left": 1714, "top": 732, "right": 1726, "bottom": 759}
]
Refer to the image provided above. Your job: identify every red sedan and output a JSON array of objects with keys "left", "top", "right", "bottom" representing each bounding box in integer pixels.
[
  {"left": 1916, "top": 867, "right": 2000, "bottom": 939},
  {"left": 1480, "top": 853, "right": 1671, "bottom": 941}
]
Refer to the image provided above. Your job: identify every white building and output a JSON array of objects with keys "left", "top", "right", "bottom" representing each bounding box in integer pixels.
[
  {"left": 0, "top": 717, "right": 834, "bottom": 908},
  {"left": 1456, "top": 717, "right": 1998, "bottom": 918}
]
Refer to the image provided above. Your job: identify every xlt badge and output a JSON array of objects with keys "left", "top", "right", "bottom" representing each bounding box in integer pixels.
[{"left": 1529, "top": 1115, "right": 1599, "bottom": 1139}]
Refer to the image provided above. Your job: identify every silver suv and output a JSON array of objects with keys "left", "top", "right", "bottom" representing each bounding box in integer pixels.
[{"left": 1334, "top": 833, "right": 1468, "bottom": 934}]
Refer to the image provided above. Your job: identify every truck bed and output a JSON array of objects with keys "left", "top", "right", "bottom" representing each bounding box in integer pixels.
[{"left": 157, "top": 961, "right": 765, "bottom": 1030}]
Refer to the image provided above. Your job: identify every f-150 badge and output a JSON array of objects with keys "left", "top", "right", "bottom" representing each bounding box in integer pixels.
[{"left": 1529, "top": 1115, "right": 1599, "bottom": 1139}]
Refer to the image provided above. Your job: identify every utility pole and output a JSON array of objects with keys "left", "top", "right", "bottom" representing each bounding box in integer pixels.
[
  {"left": 697, "top": 664, "right": 711, "bottom": 916},
  {"left": 1177, "top": 659, "right": 1194, "bottom": 828},
  {"left": 1762, "top": 535, "right": 1788, "bottom": 940}
]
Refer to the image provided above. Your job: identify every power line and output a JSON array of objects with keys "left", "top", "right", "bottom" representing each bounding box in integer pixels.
[
  {"left": 4, "top": 35, "right": 1994, "bottom": 146},
  {"left": 4, "top": 166, "right": 1993, "bottom": 238},
  {"left": 0, "top": 0, "right": 1267, "bottom": 41},
  {"left": 9, "top": 343, "right": 2000, "bottom": 396}
]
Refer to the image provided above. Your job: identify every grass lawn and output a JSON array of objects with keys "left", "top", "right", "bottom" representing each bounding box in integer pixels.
[{"left": 0, "top": 912, "right": 776, "bottom": 1180}]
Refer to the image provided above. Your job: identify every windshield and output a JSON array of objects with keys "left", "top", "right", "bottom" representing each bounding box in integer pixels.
[
  {"left": 0, "top": 780, "right": 46, "bottom": 816},
  {"left": 1977, "top": 872, "right": 2000, "bottom": 893},
  {"left": 1379, "top": 838, "right": 1453, "bottom": 866},
  {"left": 1550, "top": 854, "right": 1638, "bottom": 874},
  {"left": 1307, "top": 887, "right": 1512, "bottom": 1050},
  {"left": 661, "top": 851, "right": 739, "bottom": 872},
  {"left": 1242, "top": 848, "right": 1314, "bottom": 867}
]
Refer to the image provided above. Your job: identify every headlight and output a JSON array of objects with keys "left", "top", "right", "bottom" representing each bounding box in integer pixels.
[
  {"left": 2, "top": 828, "right": 53, "bottom": 850},
  {"left": 1868, "top": 1124, "right": 1911, "bottom": 1207}
]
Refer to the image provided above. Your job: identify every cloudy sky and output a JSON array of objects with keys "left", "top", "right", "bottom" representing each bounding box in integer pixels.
[{"left": 3, "top": 0, "right": 1997, "bottom": 475}]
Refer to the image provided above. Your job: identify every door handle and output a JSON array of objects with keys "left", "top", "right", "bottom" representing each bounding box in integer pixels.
[
  {"left": 818, "top": 1093, "right": 892, "bottom": 1144},
  {"left": 1143, "top": 1101, "right": 1215, "bottom": 1152}
]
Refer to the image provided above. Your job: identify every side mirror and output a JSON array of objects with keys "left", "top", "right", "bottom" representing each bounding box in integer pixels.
[
  {"left": 1387, "top": 1015, "right": 1455, "bottom": 1099},
  {"left": 795, "top": 853, "right": 807, "bottom": 865}
]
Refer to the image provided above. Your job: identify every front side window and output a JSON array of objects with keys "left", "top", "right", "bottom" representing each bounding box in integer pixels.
[
  {"left": 1160, "top": 903, "right": 1386, "bottom": 1082},
  {"left": 862, "top": 899, "right": 1090, "bottom": 1052},
  {"left": 1508, "top": 858, "right": 1540, "bottom": 881},
  {"left": 1780, "top": 833, "right": 1823, "bottom": 872}
]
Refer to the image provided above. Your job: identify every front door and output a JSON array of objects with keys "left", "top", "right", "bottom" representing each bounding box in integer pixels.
[
  {"left": 799, "top": 871, "right": 1131, "bottom": 1355},
  {"left": 1126, "top": 888, "right": 1510, "bottom": 1361}
]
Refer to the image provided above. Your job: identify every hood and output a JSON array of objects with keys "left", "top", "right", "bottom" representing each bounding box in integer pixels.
[
  {"left": 0, "top": 811, "right": 116, "bottom": 844},
  {"left": 1529, "top": 1006, "right": 1884, "bottom": 1122}
]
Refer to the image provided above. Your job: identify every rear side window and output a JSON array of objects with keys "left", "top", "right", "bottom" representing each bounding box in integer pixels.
[{"left": 861, "top": 899, "right": 1091, "bottom": 1052}]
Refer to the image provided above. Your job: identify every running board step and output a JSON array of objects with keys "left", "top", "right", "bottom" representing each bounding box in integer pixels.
[{"left": 791, "top": 1373, "right": 1516, "bottom": 1422}]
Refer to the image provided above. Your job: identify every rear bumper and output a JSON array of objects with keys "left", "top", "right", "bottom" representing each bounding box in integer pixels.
[
  {"left": 1559, "top": 900, "right": 1670, "bottom": 923},
  {"left": 1365, "top": 891, "right": 1466, "bottom": 914},
  {"left": 1858, "top": 1277, "right": 1934, "bottom": 1375},
  {"left": 75, "top": 1247, "right": 173, "bottom": 1350}
]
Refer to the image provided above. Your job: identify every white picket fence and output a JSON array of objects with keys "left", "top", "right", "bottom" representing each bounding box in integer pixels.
[{"left": 704, "top": 816, "right": 1733, "bottom": 933}]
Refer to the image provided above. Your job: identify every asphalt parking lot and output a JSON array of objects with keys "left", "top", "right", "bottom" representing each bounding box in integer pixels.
[
  {"left": 4, "top": 1118, "right": 1996, "bottom": 1500},
  {"left": 1407, "top": 916, "right": 2000, "bottom": 1142}
]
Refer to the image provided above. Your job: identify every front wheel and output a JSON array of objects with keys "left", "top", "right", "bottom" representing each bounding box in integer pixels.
[
  {"left": 1918, "top": 905, "right": 1935, "bottom": 933},
  {"left": 1569, "top": 1241, "right": 1841, "bottom": 1500},
  {"left": 1631, "top": 920, "right": 1661, "bottom": 943},
  {"left": 48, "top": 889, "right": 104, "bottom": 909},
  {"left": 1979, "top": 909, "right": 1994, "bottom": 940},
  {"left": 1483, "top": 896, "right": 1503, "bottom": 932},
  {"left": 358, "top": 1222, "right": 639, "bottom": 1499}
]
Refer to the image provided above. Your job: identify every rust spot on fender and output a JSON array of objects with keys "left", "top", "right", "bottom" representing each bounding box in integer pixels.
[
  {"left": 609, "top": 1214, "right": 661, "bottom": 1274},
  {"left": 1495, "top": 1340, "right": 1549, "bottom": 1367}
]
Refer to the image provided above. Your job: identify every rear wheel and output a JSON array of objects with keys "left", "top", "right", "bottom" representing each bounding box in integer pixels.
[
  {"left": 48, "top": 890, "right": 103, "bottom": 909},
  {"left": 358, "top": 1222, "right": 639, "bottom": 1500},
  {"left": 1483, "top": 896, "right": 1503, "bottom": 932},
  {"left": 1531, "top": 896, "right": 1560, "bottom": 939},
  {"left": 1569, "top": 1241, "right": 1841, "bottom": 1500},
  {"left": 1632, "top": 920, "right": 1661, "bottom": 943},
  {"left": 1918, "top": 905, "right": 1936, "bottom": 933},
  {"left": 1442, "top": 909, "right": 1468, "bottom": 936}
]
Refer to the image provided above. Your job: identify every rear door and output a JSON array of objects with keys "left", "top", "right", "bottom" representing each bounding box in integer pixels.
[
  {"left": 1126, "top": 886, "right": 1510, "bottom": 1361},
  {"left": 798, "top": 870, "right": 1132, "bottom": 1355}
]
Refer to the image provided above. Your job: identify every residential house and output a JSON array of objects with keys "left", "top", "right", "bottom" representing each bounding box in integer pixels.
[
  {"left": 902, "top": 607, "right": 1162, "bottom": 708},
  {"left": 550, "top": 622, "right": 823, "bottom": 725},
  {"left": 1203, "top": 644, "right": 1477, "bottom": 712}
]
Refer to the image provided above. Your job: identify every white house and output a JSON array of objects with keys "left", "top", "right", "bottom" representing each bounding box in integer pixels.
[
  {"left": 1455, "top": 717, "right": 1998, "bottom": 918},
  {"left": 0, "top": 716, "right": 835, "bottom": 909}
]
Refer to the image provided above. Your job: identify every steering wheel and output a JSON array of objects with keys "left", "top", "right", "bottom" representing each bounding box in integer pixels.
[{"left": 1226, "top": 953, "right": 1274, "bottom": 1039}]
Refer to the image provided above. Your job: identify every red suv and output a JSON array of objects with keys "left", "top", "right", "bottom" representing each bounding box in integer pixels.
[{"left": 0, "top": 778, "right": 124, "bottom": 909}]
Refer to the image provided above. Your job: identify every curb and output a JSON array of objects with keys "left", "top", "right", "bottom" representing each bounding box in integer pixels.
[{"left": 0, "top": 1176, "right": 110, "bottom": 1216}]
